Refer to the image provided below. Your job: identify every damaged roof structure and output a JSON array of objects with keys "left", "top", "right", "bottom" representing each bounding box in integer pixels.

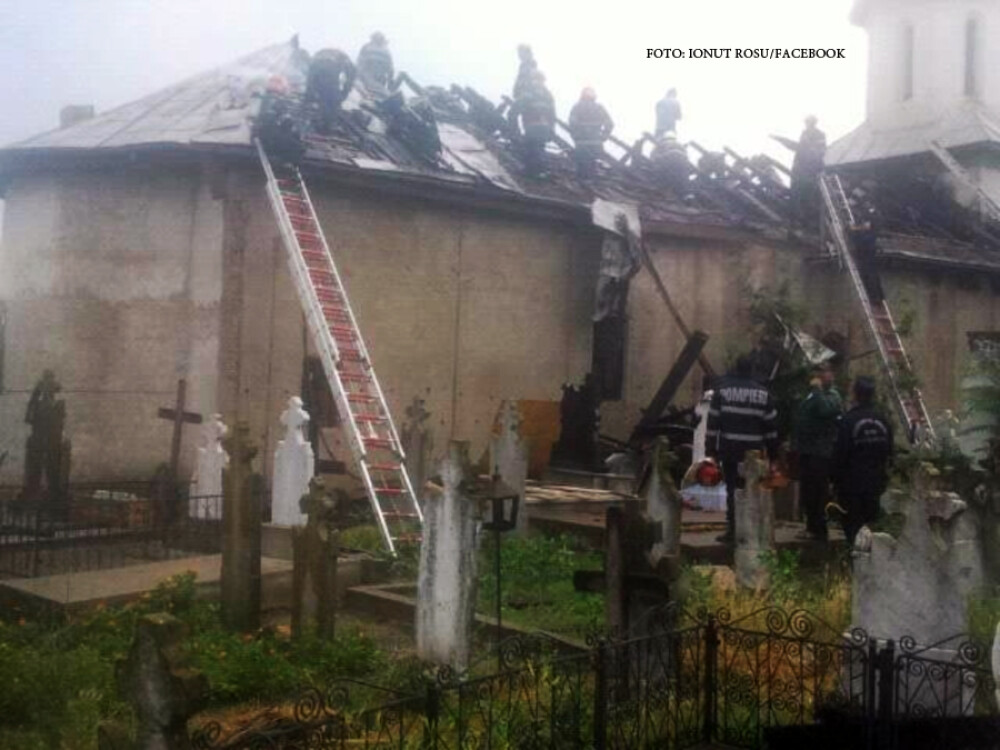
[
  {"left": 7, "top": 36, "right": 999, "bottom": 272},
  {"left": 0, "top": 16, "right": 998, "bottom": 483}
]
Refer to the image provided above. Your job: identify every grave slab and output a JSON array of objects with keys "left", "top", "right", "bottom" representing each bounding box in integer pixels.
[{"left": 0, "top": 555, "right": 292, "bottom": 613}]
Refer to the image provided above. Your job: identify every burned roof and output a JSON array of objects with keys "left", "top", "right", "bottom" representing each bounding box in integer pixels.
[
  {"left": 0, "top": 39, "right": 798, "bottom": 238},
  {"left": 4, "top": 37, "right": 1000, "bottom": 274}
]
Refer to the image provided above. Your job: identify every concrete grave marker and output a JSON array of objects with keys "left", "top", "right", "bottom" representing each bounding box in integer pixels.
[
  {"left": 490, "top": 400, "right": 529, "bottom": 533},
  {"left": 401, "top": 397, "right": 433, "bottom": 503},
  {"left": 189, "top": 414, "right": 227, "bottom": 520},
  {"left": 292, "top": 478, "right": 339, "bottom": 640},
  {"left": 271, "top": 396, "right": 315, "bottom": 527},
  {"left": 220, "top": 422, "right": 262, "bottom": 632},
  {"left": 645, "top": 437, "right": 682, "bottom": 568},
  {"left": 733, "top": 451, "right": 775, "bottom": 589},
  {"left": 97, "top": 612, "right": 207, "bottom": 750},
  {"left": 416, "top": 441, "right": 479, "bottom": 671},
  {"left": 993, "top": 622, "right": 1000, "bottom": 711},
  {"left": 853, "top": 467, "right": 984, "bottom": 647}
]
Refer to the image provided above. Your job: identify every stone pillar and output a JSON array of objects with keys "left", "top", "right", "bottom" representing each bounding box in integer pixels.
[
  {"left": 97, "top": 613, "right": 207, "bottom": 750},
  {"left": 292, "top": 478, "right": 339, "bottom": 640},
  {"left": 401, "top": 397, "right": 433, "bottom": 503},
  {"left": 220, "top": 422, "right": 262, "bottom": 632},
  {"left": 190, "top": 414, "right": 228, "bottom": 520},
  {"left": 733, "top": 450, "right": 775, "bottom": 589},
  {"left": 416, "top": 441, "right": 479, "bottom": 671},
  {"left": 271, "top": 397, "right": 315, "bottom": 527},
  {"left": 645, "top": 437, "right": 682, "bottom": 566},
  {"left": 490, "top": 400, "right": 529, "bottom": 534}
]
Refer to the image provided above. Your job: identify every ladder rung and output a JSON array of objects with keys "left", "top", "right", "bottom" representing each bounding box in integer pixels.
[
  {"left": 339, "top": 350, "right": 365, "bottom": 362},
  {"left": 355, "top": 414, "right": 387, "bottom": 423},
  {"left": 309, "top": 270, "right": 336, "bottom": 286},
  {"left": 347, "top": 393, "right": 378, "bottom": 403},
  {"left": 330, "top": 325, "right": 356, "bottom": 336},
  {"left": 302, "top": 248, "right": 327, "bottom": 262},
  {"left": 383, "top": 511, "right": 420, "bottom": 520},
  {"left": 363, "top": 437, "right": 394, "bottom": 449},
  {"left": 392, "top": 533, "right": 422, "bottom": 544},
  {"left": 367, "top": 462, "right": 401, "bottom": 472},
  {"left": 338, "top": 371, "right": 371, "bottom": 382},
  {"left": 374, "top": 487, "right": 405, "bottom": 495}
]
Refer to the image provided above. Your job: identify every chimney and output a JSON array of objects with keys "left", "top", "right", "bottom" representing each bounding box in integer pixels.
[{"left": 60, "top": 105, "right": 95, "bottom": 129}]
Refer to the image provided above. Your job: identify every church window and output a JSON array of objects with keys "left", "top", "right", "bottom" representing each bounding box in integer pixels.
[
  {"left": 902, "top": 24, "right": 914, "bottom": 101},
  {"left": 965, "top": 17, "right": 980, "bottom": 97}
]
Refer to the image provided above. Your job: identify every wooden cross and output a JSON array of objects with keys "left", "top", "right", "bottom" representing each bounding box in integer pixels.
[{"left": 157, "top": 379, "right": 203, "bottom": 483}]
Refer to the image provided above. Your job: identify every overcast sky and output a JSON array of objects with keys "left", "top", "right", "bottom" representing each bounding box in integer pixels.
[{"left": 0, "top": 0, "right": 867, "bottom": 163}]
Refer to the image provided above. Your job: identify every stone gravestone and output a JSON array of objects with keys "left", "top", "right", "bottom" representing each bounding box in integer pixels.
[
  {"left": 401, "top": 397, "right": 433, "bottom": 502},
  {"left": 733, "top": 451, "right": 775, "bottom": 589},
  {"left": 853, "top": 468, "right": 984, "bottom": 646},
  {"left": 291, "top": 478, "right": 339, "bottom": 640},
  {"left": 645, "top": 437, "right": 682, "bottom": 568},
  {"left": 416, "top": 441, "right": 479, "bottom": 672},
  {"left": 220, "top": 422, "right": 262, "bottom": 632},
  {"left": 271, "top": 397, "right": 315, "bottom": 527},
  {"left": 489, "top": 400, "right": 529, "bottom": 534},
  {"left": 97, "top": 613, "right": 207, "bottom": 750},
  {"left": 853, "top": 467, "right": 985, "bottom": 716},
  {"left": 189, "top": 414, "right": 228, "bottom": 520}
]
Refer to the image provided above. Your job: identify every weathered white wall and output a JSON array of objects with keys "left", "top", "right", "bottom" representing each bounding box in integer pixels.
[
  {"left": 1, "top": 159, "right": 996, "bottom": 485},
  {"left": 861, "top": 0, "right": 996, "bottom": 129},
  {"left": 0, "top": 166, "right": 223, "bottom": 481},
  {"left": 221, "top": 171, "right": 599, "bottom": 472}
]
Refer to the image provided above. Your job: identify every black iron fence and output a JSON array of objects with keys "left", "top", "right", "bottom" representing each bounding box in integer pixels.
[
  {"left": 0, "top": 483, "right": 225, "bottom": 578},
  {"left": 190, "top": 607, "right": 999, "bottom": 750}
]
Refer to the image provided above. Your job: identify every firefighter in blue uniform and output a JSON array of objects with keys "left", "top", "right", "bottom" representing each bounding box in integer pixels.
[
  {"left": 706, "top": 355, "right": 779, "bottom": 545},
  {"left": 832, "top": 376, "right": 893, "bottom": 547}
]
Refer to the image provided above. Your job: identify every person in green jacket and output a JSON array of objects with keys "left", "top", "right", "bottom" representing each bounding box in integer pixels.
[{"left": 792, "top": 362, "right": 843, "bottom": 541}]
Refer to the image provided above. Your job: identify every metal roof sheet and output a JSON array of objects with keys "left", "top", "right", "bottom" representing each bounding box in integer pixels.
[
  {"left": 827, "top": 103, "right": 1000, "bottom": 166},
  {"left": 10, "top": 42, "right": 299, "bottom": 151}
]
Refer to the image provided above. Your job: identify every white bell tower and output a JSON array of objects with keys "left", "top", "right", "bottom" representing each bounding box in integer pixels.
[
  {"left": 856, "top": 0, "right": 993, "bottom": 130},
  {"left": 829, "top": 0, "right": 1000, "bottom": 182}
]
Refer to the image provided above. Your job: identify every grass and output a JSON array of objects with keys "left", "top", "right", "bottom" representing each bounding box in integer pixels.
[
  {"left": 0, "top": 573, "right": 388, "bottom": 749},
  {"left": 341, "top": 524, "right": 605, "bottom": 639},
  {"left": 675, "top": 549, "right": 853, "bottom": 634},
  {"left": 478, "top": 533, "right": 604, "bottom": 640}
]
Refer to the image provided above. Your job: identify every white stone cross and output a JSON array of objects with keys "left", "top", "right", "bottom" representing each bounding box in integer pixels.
[
  {"left": 190, "top": 414, "right": 228, "bottom": 520},
  {"left": 271, "top": 397, "right": 315, "bottom": 527}
]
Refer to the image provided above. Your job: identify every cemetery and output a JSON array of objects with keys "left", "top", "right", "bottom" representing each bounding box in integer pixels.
[
  {"left": 0, "top": 373, "right": 998, "bottom": 749},
  {"left": 2, "top": 1, "right": 1000, "bottom": 747}
]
